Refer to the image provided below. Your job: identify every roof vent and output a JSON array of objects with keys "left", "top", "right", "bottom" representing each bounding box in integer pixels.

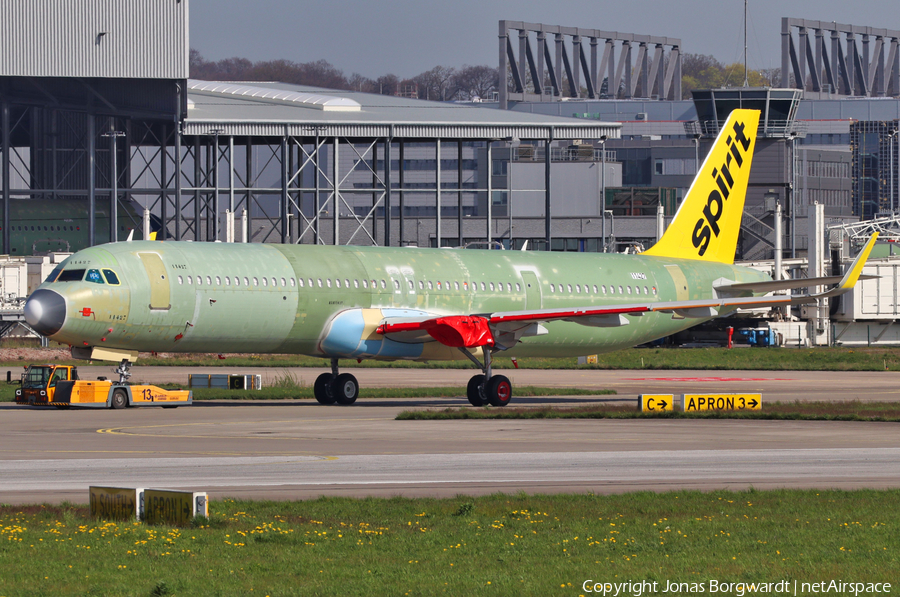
[{"left": 187, "top": 80, "right": 361, "bottom": 112}]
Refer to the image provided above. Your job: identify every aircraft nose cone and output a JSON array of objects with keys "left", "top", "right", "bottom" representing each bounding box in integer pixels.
[{"left": 24, "top": 289, "right": 67, "bottom": 337}]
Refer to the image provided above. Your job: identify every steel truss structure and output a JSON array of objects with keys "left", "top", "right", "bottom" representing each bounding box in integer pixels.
[
  {"left": 2, "top": 78, "right": 618, "bottom": 251},
  {"left": 499, "top": 20, "right": 682, "bottom": 108},
  {"left": 781, "top": 17, "right": 900, "bottom": 97}
]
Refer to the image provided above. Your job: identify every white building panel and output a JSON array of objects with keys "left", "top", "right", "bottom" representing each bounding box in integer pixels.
[{"left": 0, "top": 0, "right": 188, "bottom": 78}]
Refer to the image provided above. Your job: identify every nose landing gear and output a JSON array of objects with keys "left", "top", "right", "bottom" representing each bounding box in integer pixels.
[{"left": 313, "top": 359, "right": 359, "bottom": 405}]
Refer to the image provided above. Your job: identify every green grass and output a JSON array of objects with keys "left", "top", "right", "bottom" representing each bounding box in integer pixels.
[
  {"left": 396, "top": 400, "right": 900, "bottom": 421},
  {"left": 0, "top": 490, "right": 895, "bottom": 596},
  {"left": 7, "top": 346, "right": 900, "bottom": 371}
]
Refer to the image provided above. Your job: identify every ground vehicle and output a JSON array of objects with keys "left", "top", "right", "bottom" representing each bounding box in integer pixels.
[{"left": 14, "top": 364, "right": 191, "bottom": 409}]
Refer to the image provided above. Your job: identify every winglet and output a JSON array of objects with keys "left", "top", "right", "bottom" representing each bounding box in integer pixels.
[
  {"left": 837, "top": 232, "right": 878, "bottom": 290},
  {"left": 802, "top": 232, "right": 879, "bottom": 302}
]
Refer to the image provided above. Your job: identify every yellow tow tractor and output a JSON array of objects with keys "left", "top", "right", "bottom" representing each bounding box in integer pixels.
[{"left": 13, "top": 363, "right": 191, "bottom": 409}]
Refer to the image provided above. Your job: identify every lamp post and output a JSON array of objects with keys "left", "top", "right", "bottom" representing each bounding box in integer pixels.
[
  {"left": 598, "top": 135, "right": 608, "bottom": 251},
  {"left": 208, "top": 128, "right": 225, "bottom": 241},
  {"left": 101, "top": 129, "right": 125, "bottom": 242},
  {"left": 788, "top": 132, "right": 798, "bottom": 258},
  {"left": 691, "top": 134, "right": 701, "bottom": 174},
  {"left": 890, "top": 130, "right": 898, "bottom": 213}
]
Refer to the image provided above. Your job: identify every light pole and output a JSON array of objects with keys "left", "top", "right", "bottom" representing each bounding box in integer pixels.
[
  {"left": 101, "top": 129, "right": 125, "bottom": 242},
  {"left": 208, "top": 128, "right": 225, "bottom": 241},
  {"left": 890, "top": 129, "right": 898, "bottom": 213},
  {"left": 788, "top": 132, "right": 798, "bottom": 258},
  {"left": 691, "top": 134, "right": 701, "bottom": 174},
  {"left": 598, "top": 135, "right": 608, "bottom": 251}
]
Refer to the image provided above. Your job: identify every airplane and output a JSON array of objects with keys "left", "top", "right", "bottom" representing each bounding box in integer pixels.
[
  {"left": 1, "top": 198, "right": 162, "bottom": 255},
  {"left": 23, "top": 109, "right": 878, "bottom": 407}
]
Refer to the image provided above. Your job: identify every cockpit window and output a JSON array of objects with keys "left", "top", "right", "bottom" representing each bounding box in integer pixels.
[
  {"left": 102, "top": 269, "right": 121, "bottom": 285},
  {"left": 56, "top": 269, "right": 86, "bottom": 282},
  {"left": 86, "top": 269, "right": 105, "bottom": 284},
  {"left": 45, "top": 265, "right": 64, "bottom": 283}
]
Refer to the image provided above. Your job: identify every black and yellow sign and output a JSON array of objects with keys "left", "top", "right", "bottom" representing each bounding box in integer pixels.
[
  {"left": 144, "top": 489, "right": 208, "bottom": 527},
  {"left": 639, "top": 394, "right": 675, "bottom": 412},
  {"left": 683, "top": 394, "right": 762, "bottom": 412},
  {"left": 89, "top": 486, "right": 141, "bottom": 521}
]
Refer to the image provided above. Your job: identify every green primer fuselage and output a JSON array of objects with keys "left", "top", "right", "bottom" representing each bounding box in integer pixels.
[{"left": 40, "top": 241, "right": 770, "bottom": 360}]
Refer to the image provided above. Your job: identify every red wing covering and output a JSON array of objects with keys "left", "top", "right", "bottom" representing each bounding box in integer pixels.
[{"left": 377, "top": 316, "right": 494, "bottom": 348}]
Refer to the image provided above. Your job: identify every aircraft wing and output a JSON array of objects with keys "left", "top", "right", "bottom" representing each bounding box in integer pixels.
[{"left": 377, "top": 234, "right": 878, "bottom": 351}]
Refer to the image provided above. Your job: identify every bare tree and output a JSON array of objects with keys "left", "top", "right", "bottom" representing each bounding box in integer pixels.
[
  {"left": 413, "top": 66, "right": 458, "bottom": 101},
  {"left": 376, "top": 73, "right": 400, "bottom": 96},
  {"left": 453, "top": 65, "right": 499, "bottom": 100}
]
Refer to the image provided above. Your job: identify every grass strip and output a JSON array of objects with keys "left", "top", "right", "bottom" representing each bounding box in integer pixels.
[
  {"left": 0, "top": 489, "right": 895, "bottom": 596},
  {"left": 9, "top": 345, "right": 900, "bottom": 370},
  {"left": 397, "top": 400, "right": 900, "bottom": 421}
]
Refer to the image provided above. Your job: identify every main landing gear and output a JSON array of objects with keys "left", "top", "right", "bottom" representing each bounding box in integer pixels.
[
  {"left": 313, "top": 358, "right": 359, "bottom": 405},
  {"left": 459, "top": 347, "right": 512, "bottom": 408}
]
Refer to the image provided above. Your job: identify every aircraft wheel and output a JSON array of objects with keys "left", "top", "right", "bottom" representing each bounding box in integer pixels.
[
  {"left": 486, "top": 375, "right": 512, "bottom": 407},
  {"left": 466, "top": 374, "right": 486, "bottom": 407},
  {"left": 314, "top": 373, "right": 336, "bottom": 405},
  {"left": 110, "top": 389, "right": 128, "bottom": 410},
  {"left": 332, "top": 373, "right": 359, "bottom": 405}
]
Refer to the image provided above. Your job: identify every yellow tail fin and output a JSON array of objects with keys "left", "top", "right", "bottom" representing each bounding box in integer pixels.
[{"left": 643, "top": 109, "right": 760, "bottom": 264}]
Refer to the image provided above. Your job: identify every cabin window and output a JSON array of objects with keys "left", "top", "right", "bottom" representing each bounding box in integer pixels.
[
  {"left": 177, "top": 276, "right": 183, "bottom": 285},
  {"left": 316, "top": 278, "right": 321, "bottom": 287},
  {"left": 352, "top": 280, "right": 358, "bottom": 288},
  {"left": 446, "top": 281, "right": 450, "bottom": 291},
  {"left": 334, "top": 279, "right": 340, "bottom": 288},
  {"left": 454, "top": 281, "right": 460, "bottom": 290},
  {"left": 324, "top": 279, "right": 329, "bottom": 288},
  {"left": 408, "top": 280, "right": 414, "bottom": 290},
  {"left": 342, "top": 279, "right": 348, "bottom": 289},
  {"left": 428, "top": 281, "right": 433, "bottom": 290},
  {"left": 224, "top": 277, "right": 230, "bottom": 286},
  {"left": 489, "top": 282, "right": 495, "bottom": 292},
  {"left": 380, "top": 280, "right": 386, "bottom": 289},
  {"left": 652, "top": 287, "right": 657, "bottom": 295},
  {"left": 550, "top": 284, "right": 555, "bottom": 293},
  {"left": 215, "top": 276, "right": 221, "bottom": 285},
  {"left": 271, "top": 278, "right": 277, "bottom": 287},
  {"left": 56, "top": 269, "right": 86, "bottom": 282},
  {"left": 394, "top": 280, "right": 401, "bottom": 290},
  {"left": 102, "top": 269, "right": 121, "bottom": 285},
  {"left": 619, "top": 285, "right": 624, "bottom": 294},
  {"left": 291, "top": 278, "right": 296, "bottom": 287},
  {"left": 298, "top": 278, "right": 304, "bottom": 287},
  {"left": 197, "top": 276, "right": 203, "bottom": 286},
  {"left": 85, "top": 269, "right": 104, "bottom": 284},
  {"left": 419, "top": 280, "right": 424, "bottom": 290},
  {"left": 480, "top": 282, "right": 486, "bottom": 291},
  {"left": 644, "top": 286, "right": 649, "bottom": 295},
  {"left": 567, "top": 284, "right": 572, "bottom": 293},
  {"left": 362, "top": 280, "right": 368, "bottom": 289},
  {"left": 575, "top": 285, "right": 581, "bottom": 294},
  {"left": 437, "top": 281, "right": 442, "bottom": 290},
  {"left": 600, "top": 285, "right": 606, "bottom": 293},
  {"left": 515, "top": 283, "right": 521, "bottom": 292},
  {"left": 627, "top": 286, "right": 633, "bottom": 294},
  {"left": 234, "top": 277, "right": 241, "bottom": 287},
  {"left": 187, "top": 276, "right": 193, "bottom": 285},
  {"left": 593, "top": 285, "right": 598, "bottom": 294},
  {"left": 206, "top": 276, "right": 212, "bottom": 286}
]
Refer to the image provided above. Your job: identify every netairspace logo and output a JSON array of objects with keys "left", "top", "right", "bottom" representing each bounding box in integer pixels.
[{"left": 581, "top": 579, "right": 892, "bottom": 596}]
